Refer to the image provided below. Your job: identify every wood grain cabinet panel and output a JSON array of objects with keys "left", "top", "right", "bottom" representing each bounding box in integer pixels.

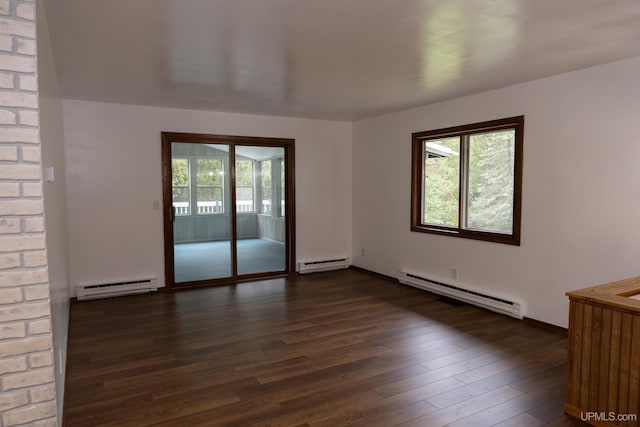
[{"left": 566, "top": 277, "right": 640, "bottom": 426}]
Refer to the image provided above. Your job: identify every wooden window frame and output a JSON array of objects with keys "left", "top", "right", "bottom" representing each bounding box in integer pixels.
[{"left": 411, "top": 116, "right": 524, "bottom": 246}]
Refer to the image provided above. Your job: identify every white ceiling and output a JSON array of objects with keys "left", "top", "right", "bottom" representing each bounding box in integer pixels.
[{"left": 43, "top": 0, "right": 640, "bottom": 121}]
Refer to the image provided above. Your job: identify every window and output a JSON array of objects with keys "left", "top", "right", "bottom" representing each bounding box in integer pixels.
[
  {"left": 196, "top": 159, "right": 223, "bottom": 214},
  {"left": 411, "top": 116, "right": 524, "bottom": 245},
  {"left": 171, "top": 157, "right": 224, "bottom": 216},
  {"left": 235, "top": 159, "right": 254, "bottom": 212},
  {"left": 172, "top": 158, "right": 190, "bottom": 216},
  {"left": 259, "top": 158, "right": 285, "bottom": 216},
  {"left": 261, "top": 160, "right": 272, "bottom": 214},
  {"left": 280, "top": 158, "right": 285, "bottom": 216}
]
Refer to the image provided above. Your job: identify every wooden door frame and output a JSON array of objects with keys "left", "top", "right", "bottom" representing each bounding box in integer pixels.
[{"left": 161, "top": 132, "right": 296, "bottom": 289}]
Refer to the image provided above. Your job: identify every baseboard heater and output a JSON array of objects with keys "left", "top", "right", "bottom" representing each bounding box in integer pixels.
[
  {"left": 398, "top": 270, "right": 523, "bottom": 319},
  {"left": 298, "top": 258, "right": 351, "bottom": 274},
  {"left": 77, "top": 277, "right": 158, "bottom": 301}
]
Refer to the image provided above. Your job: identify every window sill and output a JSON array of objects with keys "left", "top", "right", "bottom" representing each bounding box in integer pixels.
[{"left": 411, "top": 224, "right": 520, "bottom": 246}]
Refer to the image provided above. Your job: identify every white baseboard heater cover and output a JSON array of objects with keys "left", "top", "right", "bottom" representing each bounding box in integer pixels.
[
  {"left": 398, "top": 270, "right": 523, "bottom": 319},
  {"left": 77, "top": 277, "right": 158, "bottom": 300},
  {"left": 298, "top": 258, "right": 351, "bottom": 274}
]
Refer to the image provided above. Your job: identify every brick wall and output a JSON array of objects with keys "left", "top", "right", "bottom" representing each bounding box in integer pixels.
[{"left": 0, "top": 1, "right": 57, "bottom": 426}]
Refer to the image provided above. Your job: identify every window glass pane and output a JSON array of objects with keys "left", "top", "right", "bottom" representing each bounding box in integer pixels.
[
  {"left": 261, "top": 160, "right": 272, "bottom": 214},
  {"left": 235, "top": 160, "right": 253, "bottom": 186},
  {"left": 261, "top": 160, "right": 272, "bottom": 187},
  {"left": 280, "top": 158, "right": 285, "bottom": 216},
  {"left": 172, "top": 158, "right": 190, "bottom": 215},
  {"left": 236, "top": 160, "right": 254, "bottom": 212},
  {"left": 423, "top": 137, "right": 460, "bottom": 227},
  {"left": 196, "top": 159, "right": 223, "bottom": 214},
  {"left": 196, "top": 159, "right": 222, "bottom": 185},
  {"left": 466, "top": 129, "right": 515, "bottom": 234},
  {"left": 172, "top": 159, "right": 189, "bottom": 186}
]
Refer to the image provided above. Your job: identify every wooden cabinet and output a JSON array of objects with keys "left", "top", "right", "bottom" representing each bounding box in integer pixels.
[{"left": 566, "top": 277, "right": 640, "bottom": 426}]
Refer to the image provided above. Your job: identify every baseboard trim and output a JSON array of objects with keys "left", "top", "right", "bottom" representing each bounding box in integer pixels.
[
  {"left": 349, "top": 265, "right": 399, "bottom": 284},
  {"left": 523, "top": 316, "right": 567, "bottom": 335},
  {"left": 349, "top": 266, "right": 568, "bottom": 335}
]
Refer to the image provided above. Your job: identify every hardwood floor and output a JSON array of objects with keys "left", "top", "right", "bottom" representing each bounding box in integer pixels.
[{"left": 64, "top": 269, "right": 589, "bottom": 426}]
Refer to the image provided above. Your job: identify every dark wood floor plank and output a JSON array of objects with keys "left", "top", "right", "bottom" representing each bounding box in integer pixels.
[
  {"left": 446, "top": 378, "right": 565, "bottom": 427},
  {"left": 63, "top": 269, "right": 588, "bottom": 426},
  {"left": 399, "top": 385, "right": 524, "bottom": 426},
  {"left": 493, "top": 412, "right": 546, "bottom": 427},
  {"left": 335, "top": 399, "right": 437, "bottom": 427}
]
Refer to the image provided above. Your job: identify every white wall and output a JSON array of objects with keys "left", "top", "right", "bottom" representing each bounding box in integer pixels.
[
  {"left": 37, "top": 1, "right": 69, "bottom": 423},
  {"left": 352, "top": 56, "right": 640, "bottom": 328},
  {"left": 62, "top": 101, "right": 351, "bottom": 295}
]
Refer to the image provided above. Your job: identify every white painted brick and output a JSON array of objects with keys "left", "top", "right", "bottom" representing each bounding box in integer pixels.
[
  {"left": 0, "top": 356, "right": 27, "bottom": 375},
  {"left": 0, "top": 182, "right": 20, "bottom": 197},
  {"left": 0, "top": 269, "right": 48, "bottom": 287},
  {"left": 32, "top": 419, "right": 58, "bottom": 427},
  {"left": 2, "top": 368, "right": 54, "bottom": 391},
  {"left": 0, "top": 389, "right": 29, "bottom": 412},
  {"left": 0, "top": 3, "right": 52, "bottom": 420},
  {"left": 0, "top": 234, "right": 45, "bottom": 252},
  {"left": 0, "top": 18, "right": 36, "bottom": 38},
  {"left": 3, "top": 401, "right": 56, "bottom": 426},
  {"left": 18, "top": 73, "right": 36, "bottom": 91},
  {"left": 16, "top": 38, "right": 35, "bottom": 55},
  {"left": 24, "top": 217, "right": 44, "bottom": 232},
  {"left": 21, "top": 145, "right": 40, "bottom": 162},
  {"left": 0, "top": 288, "right": 24, "bottom": 306},
  {"left": 19, "top": 109, "right": 37, "bottom": 126},
  {"left": 22, "top": 182, "right": 42, "bottom": 197},
  {"left": 0, "top": 302, "right": 51, "bottom": 323},
  {"left": 0, "top": 33, "right": 12, "bottom": 51},
  {"left": 0, "top": 145, "right": 18, "bottom": 160},
  {"left": 29, "top": 320, "right": 52, "bottom": 336},
  {"left": 22, "top": 250, "right": 46, "bottom": 267},
  {"left": 0, "top": 0, "right": 9, "bottom": 16},
  {"left": 0, "top": 335, "right": 52, "bottom": 357},
  {"left": 29, "top": 351, "right": 52, "bottom": 369},
  {"left": 0, "top": 108, "right": 16, "bottom": 124},
  {"left": 0, "top": 90, "right": 37, "bottom": 108},
  {"left": 0, "top": 4, "right": 55, "bottom": 425},
  {"left": 0, "top": 71, "right": 13, "bottom": 88},
  {"left": 0, "top": 217, "right": 21, "bottom": 234},
  {"left": 23, "top": 285, "right": 49, "bottom": 301},
  {"left": 0, "top": 53, "right": 35, "bottom": 73},
  {"left": 15, "top": 3, "right": 35, "bottom": 21},
  {"left": 0, "top": 321, "right": 26, "bottom": 338},
  {"left": 0, "top": 253, "right": 20, "bottom": 269},
  {"left": 0, "top": 164, "right": 42, "bottom": 180},
  {"left": 29, "top": 383, "right": 55, "bottom": 403},
  {"left": 0, "top": 126, "right": 40, "bottom": 143},
  {"left": 0, "top": 199, "right": 44, "bottom": 215}
]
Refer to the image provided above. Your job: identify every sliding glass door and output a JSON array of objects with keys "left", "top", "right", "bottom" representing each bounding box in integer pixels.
[
  {"left": 162, "top": 133, "right": 295, "bottom": 288},
  {"left": 236, "top": 145, "right": 286, "bottom": 275},
  {"left": 170, "top": 143, "right": 232, "bottom": 282}
]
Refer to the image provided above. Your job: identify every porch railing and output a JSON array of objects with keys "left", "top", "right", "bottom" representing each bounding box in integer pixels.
[{"left": 173, "top": 201, "right": 255, "bottom": 215}]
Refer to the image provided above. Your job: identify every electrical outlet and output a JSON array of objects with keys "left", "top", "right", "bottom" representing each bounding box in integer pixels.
[
  {"left": 361, "top": 248, "right": 365, "bottom": 256},
  {"left": 451, "top": 268, "right": 458, "bottom": 280}
]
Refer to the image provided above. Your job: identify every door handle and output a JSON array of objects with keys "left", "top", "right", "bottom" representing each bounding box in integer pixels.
[{"left": 170, "top": 206, "right": 176, "bottom": 222}]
